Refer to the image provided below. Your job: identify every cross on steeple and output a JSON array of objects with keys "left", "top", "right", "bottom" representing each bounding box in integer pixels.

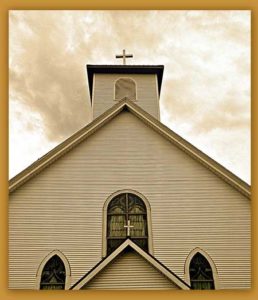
[
  {"left": 124, "top": 219, "right": 134, "bottom": 236},
  {"left": 116, "top": 49, "right": 133, "bottom": 65}
]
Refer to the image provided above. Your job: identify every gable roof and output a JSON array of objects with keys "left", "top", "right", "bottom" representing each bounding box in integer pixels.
[
  {"left": 70, "top": 238, "right": 191, "bottom": 290},
  {"left": 9, "top": 99, "right": 250, "bottom": 199},
  {"left": 87, "top": 64, "right": 164, "bottom": 101}
]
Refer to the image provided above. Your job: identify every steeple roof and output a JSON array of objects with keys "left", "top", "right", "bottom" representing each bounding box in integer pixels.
[{"left": 86, "top": 64, "right": 164, "bottom": 101}]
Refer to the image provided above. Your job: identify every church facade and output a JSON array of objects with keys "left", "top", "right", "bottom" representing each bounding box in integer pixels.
[{"left": 9, "top": 56, "right": 251, "bottom": 290}]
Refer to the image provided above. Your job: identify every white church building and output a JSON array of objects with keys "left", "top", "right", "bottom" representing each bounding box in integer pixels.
[{"left": 9, "top": 51, "right": 251, "bottom": 290}]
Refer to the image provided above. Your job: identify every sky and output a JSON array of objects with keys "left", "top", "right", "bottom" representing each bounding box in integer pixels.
[{"left": 9, "top": 10, "right": 250, "bottom": 183}]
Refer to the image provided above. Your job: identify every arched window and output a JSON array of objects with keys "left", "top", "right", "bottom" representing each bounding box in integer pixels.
[
  {"left": 40, "top": 255, "right": 66, "bottom": 290},
  {"left": 115, "top": 77, "right": 136, "bottom": 101},
  {"left": 189, "top": 252, "right": 215, "bottom": 290},
  {"left": 107, "top": 193, "right": 148, "bottom": 255}
]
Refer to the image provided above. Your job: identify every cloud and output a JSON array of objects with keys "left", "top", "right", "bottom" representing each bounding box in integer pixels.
[
  {"left": 9, "top": 11, "right": 250, "bottom": 182},
  {"left": 10, "top": 11, "right": 93, "bottom": 141}
]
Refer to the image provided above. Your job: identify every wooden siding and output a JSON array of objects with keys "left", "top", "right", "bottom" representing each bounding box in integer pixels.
[
  {"left": 9, "top": 111, "right": 251, "bottom": 289},
  {"left": 83, "top": 250, "right": 178, "bottom": 289},
  {"left": 93, "top": 74, "right": 160, "bottom": 120}
]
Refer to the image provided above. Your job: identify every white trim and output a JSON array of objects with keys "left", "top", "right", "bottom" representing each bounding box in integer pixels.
[
  {"left": 91, "top": 73, "right": 96, "bottom": 120},
  {"left": 72, "top": 239, "right": 190, "bottom": 290},
  {"left": 102, "top": 189, "right": 153, "bottom": 257},
  {"left": 9, "top": 99, "right": 250, "bottom": 198},
  {"left": 9, "top": 102, "right": 125, "bottom": 192},
  {"left": 125, "top": 104, "right": 250, "bottom": 198},
  {"left": 184, "top": 247, "right": 220, "bottom": 289},
  {"left": 154, "top": 73, "right": 161, "bottom": 121},
  {"left": 35, "top": 250, "right": 71, "bottom": 290}
]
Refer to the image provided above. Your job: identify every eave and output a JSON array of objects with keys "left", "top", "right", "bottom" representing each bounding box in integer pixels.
[
  {"left": 87, "top": 64, "right": 164, "bottom": 101},
  {"left": 9, "top": 99, "right": 251, "bottom": 199}
]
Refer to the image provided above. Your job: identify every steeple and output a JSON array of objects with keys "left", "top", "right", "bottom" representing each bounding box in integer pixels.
[{"left": 86, "top": 54, "right": 164, "bottom": 121}]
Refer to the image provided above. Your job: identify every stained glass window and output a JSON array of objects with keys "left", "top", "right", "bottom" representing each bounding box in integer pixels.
[
  {"left": 190, "top": 252, "right": 215, "bottom": 290},
  {"left": 40, "top": 255, "right": 66, "bottom": 290},
  {"left": 107, "top": 193, "right": 148, "bottom": 255},
  {"left": 115, "top": 78, "right": 136, "bottom": 100}
]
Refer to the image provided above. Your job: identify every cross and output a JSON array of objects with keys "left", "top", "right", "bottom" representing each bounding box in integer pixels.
[
  {"left": 124, "top": 220, "right": 134, "bottom": 236},
  {"left": 116, "top": 49, "right": 133, "bottom": 65}
]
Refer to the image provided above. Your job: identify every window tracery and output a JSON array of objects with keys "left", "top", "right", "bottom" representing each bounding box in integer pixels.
[
  {"left": 40, "top": 255, "right": 66, "bottom": 290},
  {"left": 189, "top": 252, "right": 215, "bottom": 290},
  {"left": 107, "top": 193, "right": 148, "bottom": 255}
]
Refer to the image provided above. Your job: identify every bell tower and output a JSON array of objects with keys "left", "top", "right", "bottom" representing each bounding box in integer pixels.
[{"left": 86, "top": 50, "right": 164, "bottom": 120}]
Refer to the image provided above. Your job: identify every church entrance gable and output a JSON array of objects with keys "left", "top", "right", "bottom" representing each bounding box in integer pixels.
[
  {"left": 83, "top": 249, "right": 178, "bottom": 290},
  {"left": 70, "top": 239, "right": 190, "bottom": 290}
]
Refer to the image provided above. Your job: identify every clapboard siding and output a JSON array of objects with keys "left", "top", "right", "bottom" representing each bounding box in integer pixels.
[
  {"left": 9, "top": 111, "right": 251, "bottom": 289},
  {"left": 84, "top": 250, "right": 178, "bottom": 289},
  {"left": 93, "top": 74, "right": 160, "bottom": 119}
]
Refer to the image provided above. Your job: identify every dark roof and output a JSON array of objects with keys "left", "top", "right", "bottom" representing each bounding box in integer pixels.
[{"left": 86, "top": 64, "right": 164, "bottom": 102}]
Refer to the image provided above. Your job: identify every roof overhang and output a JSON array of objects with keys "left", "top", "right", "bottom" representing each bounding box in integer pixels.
[
  {"left": 9, "top": 99, "right": 250, "bottom": 198},
  {"left": 86, "top": 64, "right": 164, "bottom": 102}
]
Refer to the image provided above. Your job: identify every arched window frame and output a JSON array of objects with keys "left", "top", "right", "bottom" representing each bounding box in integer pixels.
[
  {"left": 36, "top": 250, "right": 71, "bottom": 290},
  {"left": 102, "top": 189, "right": 153, "bottom": 257},
  {"left": 184, "top": 247, "right": 219, "bottom": 290},
  {"left": 114, "top": 77, "right": 137, "bottom": 101}
]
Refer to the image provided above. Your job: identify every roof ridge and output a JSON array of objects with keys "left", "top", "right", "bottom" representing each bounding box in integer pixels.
[{"left": 9, "top": 99, "right": 250, "bottom": 198}]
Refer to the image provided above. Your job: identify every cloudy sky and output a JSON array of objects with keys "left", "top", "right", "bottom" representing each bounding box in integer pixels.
[{"left": 9, "top": 10, "right": 250, "bottom": 183}]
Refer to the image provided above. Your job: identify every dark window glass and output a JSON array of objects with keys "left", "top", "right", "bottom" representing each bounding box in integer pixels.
[
  {"left": 107, "top": 193, "right": 148, "bottom": 255},
  {"left": 40, "top": 255, "right": 66, "bottom": 290},
  {"left": 190, "top": 253, "right": 215, "bottom": 290}
]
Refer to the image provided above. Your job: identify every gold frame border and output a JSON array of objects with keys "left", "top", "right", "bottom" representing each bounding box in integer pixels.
[{"left": 1, "top": 1, "right": 256, "bottom": 299}]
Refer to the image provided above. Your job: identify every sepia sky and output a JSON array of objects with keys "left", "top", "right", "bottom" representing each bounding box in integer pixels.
[{"left": 9, "top": 10, "right": 250, "bottom": 183}]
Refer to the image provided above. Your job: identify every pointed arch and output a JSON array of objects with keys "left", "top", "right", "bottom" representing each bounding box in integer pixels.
[
  {"left": 114, "top": 77, "right": 137, "bottom": 101},
  {"left": 36, "top": 250, "right": 71, "bottom": 290},
  {"left": 103, "top": 189, "right": 153, "bottom": 257},
  {"left": 184, "top": 247, "right": 219, "bottom": 289}
]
